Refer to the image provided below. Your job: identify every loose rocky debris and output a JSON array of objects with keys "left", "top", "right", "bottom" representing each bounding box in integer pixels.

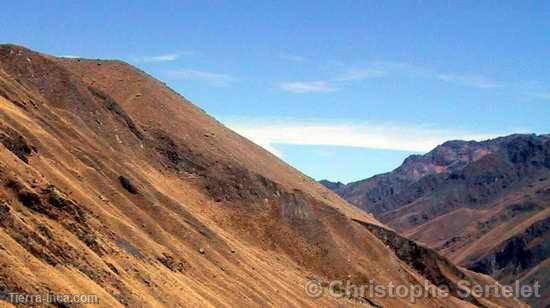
[
  {"left": 0, "top": 125, "right": 35, "bottom": 163},
  {"left": 115, "top": 239, "right": 144, "bottom": 259},
  {"left": 157, "top": 253, "right": 189, "bottom": 273},
  {"left": 88, "top": 86, "right": 144, "bottom": 141}
]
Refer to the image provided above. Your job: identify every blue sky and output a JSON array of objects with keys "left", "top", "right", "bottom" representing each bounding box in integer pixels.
[{"left": 2, "top": 1, "right": 549, "bottom": 182}]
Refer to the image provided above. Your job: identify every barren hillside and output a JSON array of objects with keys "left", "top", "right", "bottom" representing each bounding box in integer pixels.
[{"left": 0, "top": 44, "right": 525, "bottom": 307}]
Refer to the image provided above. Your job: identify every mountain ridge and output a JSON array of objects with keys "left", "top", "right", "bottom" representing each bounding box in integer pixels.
[
  {"left": 322, "top": 133, "right": 550, "bottom": 307},
  {"left": 0, "top": 44, "right": 525, "bottom": 307}
]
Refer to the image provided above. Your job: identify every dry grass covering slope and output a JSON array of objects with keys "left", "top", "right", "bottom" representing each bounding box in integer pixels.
[{"left": 0, "top": 44, "right": 525, "bottom": 307}]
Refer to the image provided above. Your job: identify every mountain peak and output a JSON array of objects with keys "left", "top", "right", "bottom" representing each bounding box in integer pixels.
[{"left": 324, "top": 132, "right": 550, "bottom": 307}]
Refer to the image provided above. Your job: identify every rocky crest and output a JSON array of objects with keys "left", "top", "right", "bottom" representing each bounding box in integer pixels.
[{"left": 323, "top": 133, "right": 550, "bottom": 307}]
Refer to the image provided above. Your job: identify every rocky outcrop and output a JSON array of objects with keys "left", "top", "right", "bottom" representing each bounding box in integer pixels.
[
  {"left": 353, "top": 219, "right": 485, "bottom": 306},
  {"left": 319, "top": 180, "right": 345, "bottom": 192},
  {"left": 0, "top": 124, "right": 34, "bottom": 163},
  {"left": 470, "top": 216, "right": 550, "bottom": 281}
]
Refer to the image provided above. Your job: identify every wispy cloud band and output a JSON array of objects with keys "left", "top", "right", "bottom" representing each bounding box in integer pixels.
[
  {"left": 164, "top": 69, "right": 237, "bottom": 87},
  {"left": 222, "top": 117, "right": 510, "bottom": 156},
  {"left": 531, "top": 92, "right": 550, "bottom": 101},
  {"left": 335, "top": 68, "right": 389, "bottom": 81},
  {"left": 60, "top": 54, "right": 80, "bottom": 59},
  {"left": 133, "top": 52, "right": 196, "bottom": 63},
  {"left": 279, "top": 53, "right": 308, "bottom": 63},
  {"left": 276, "top": 60, "right": 508, "bottom": 94},
  {"left": 277, "top": 81, "right": 337, "bottom": 93},
  {"left": 277, "top": 67, "right": 389, "bottom": 94},
  {"left": 437, "top": 73, "right": 500, "bottom": 89}
]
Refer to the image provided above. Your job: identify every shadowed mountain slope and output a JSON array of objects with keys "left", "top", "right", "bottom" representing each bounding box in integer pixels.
[{"left": 323, "top": 134, "right": 550, "bottom": 307}]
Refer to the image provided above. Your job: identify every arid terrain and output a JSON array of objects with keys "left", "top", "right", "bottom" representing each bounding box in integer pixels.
[
  {"left": 323, "top": 135, "right": 550, "bottom": 307},
  {"left": 0, "top": 44, "right": 529, "bottom": 307}
]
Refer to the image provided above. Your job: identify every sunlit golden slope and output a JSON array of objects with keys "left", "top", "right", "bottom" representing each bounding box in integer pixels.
[{"left": 0, "top": 44, "right": 525, "bottom": 307}]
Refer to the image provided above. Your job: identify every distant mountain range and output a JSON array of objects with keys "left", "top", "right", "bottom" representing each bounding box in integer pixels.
[{"left": 322, "top": 133, "right": 550, "bottom": 307}]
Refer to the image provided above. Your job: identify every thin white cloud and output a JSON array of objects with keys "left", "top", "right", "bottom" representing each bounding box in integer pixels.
[
  {"left": 279, "top": 53, "right": 307, "bottom": 63},
  {"left": 335, "top": 68, "right": 389, "bottom": 81},
  {"left": 364, "top": 62, "right": 501, "bottom": 90},
  {"left": 330, "top": 61, "right": 503, "bottom": 90},
  {"left": 134, "top": 53, "right": 189, "bottom": 63},
  {"left": 275, "top": 66, "right": 397, "bottom": 94},
  {"left": 60, "top": 55, "right": 80, "bottom": 59},
  {"left": 436, "top": 73, "right": 500, "bottom": 89},
  {"left": 222, "top": 117, "right": 510, "bottom": 157},
  {"left": 531, "top": 92, "right": 550, "bottom": 100},
  {"left": 371, "top": 61, "right": 433, "bottom": 78},
  {"left": 277, "top": 81, "right": 338, "bottom": 93},
  {"left": 164, "top": 69, "right": 237, "bottom": 87},
  {"left": 276, "top": 67, "right": 387, "bottom": 94}
]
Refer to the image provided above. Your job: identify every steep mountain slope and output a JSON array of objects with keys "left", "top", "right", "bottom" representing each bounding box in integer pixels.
[
  {"left": 0, "top": 44, "right": 524, "bottom": 307},
  {"left": 323, "top": 134, "right": 550, "bottom": 307}
]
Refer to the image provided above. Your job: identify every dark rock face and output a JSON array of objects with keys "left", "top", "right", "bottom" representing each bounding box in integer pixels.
[
  {"left": 119, "top": 175, "right": 139, "bottom": 194},
  {"left": 319, "top": 180, "right": 345, "bottom": 192},
  {"left": 352, "top": 219, "right": 483, "bottom": 306},
  {"left": 88, "top": 86, "right": 144, "bottom": 141},
  {"left": 0, "top": 124, "right": 34, "bottom": 163},
  {"left": 323, "top": 134, "right": 550, "bottom": 307},
  {"left": 470, "top": 216, "right": 550, "bottom": 280}
]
